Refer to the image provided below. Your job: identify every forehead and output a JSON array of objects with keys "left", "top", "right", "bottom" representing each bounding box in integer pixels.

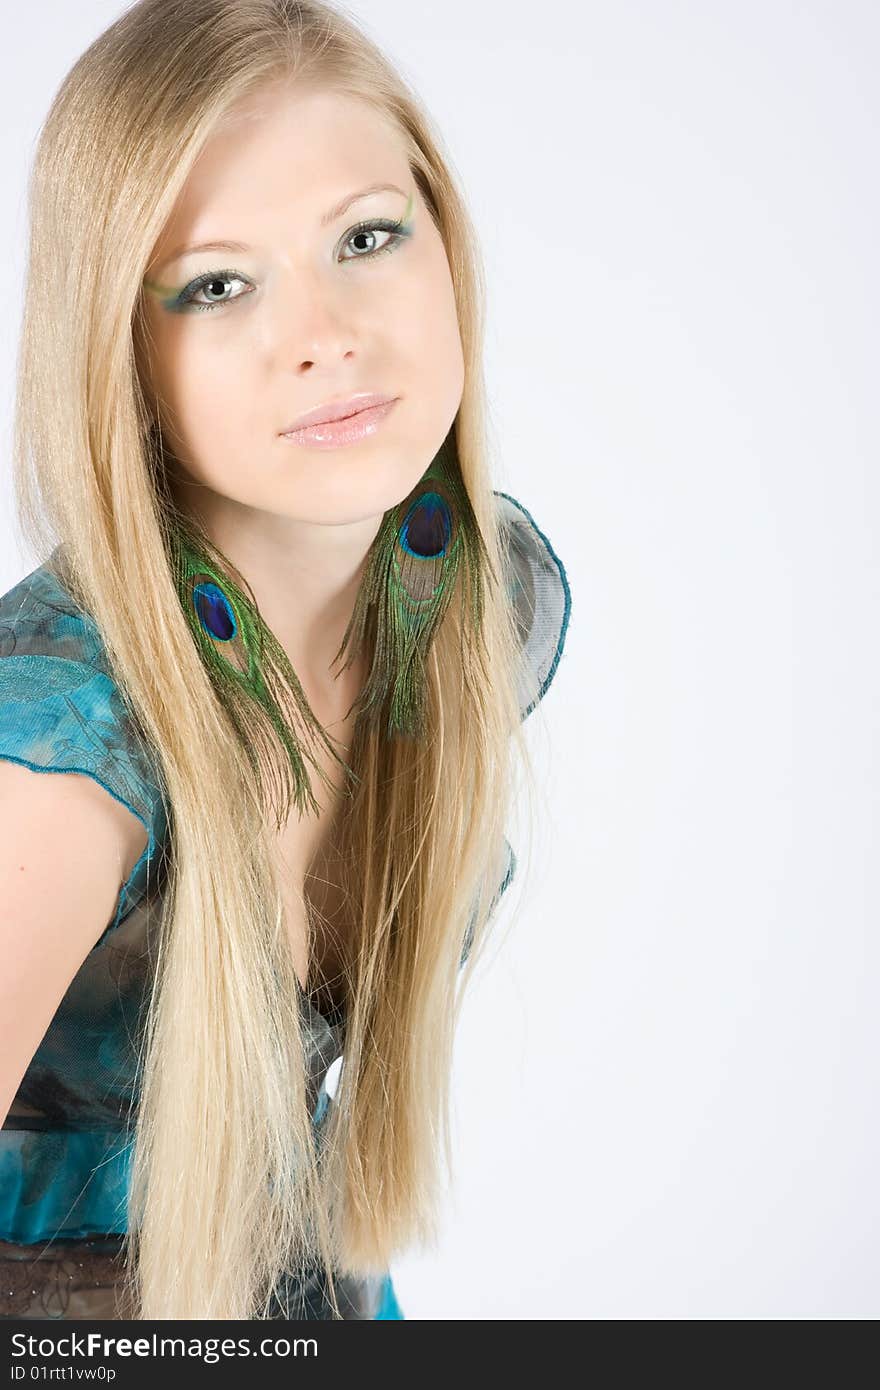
[{"left": 150, "top": 86, "right": 409, "bottom": 260}]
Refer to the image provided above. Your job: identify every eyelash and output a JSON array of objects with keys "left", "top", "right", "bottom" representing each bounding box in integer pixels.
[{"left": 171, "top": 217, "right": 412, "bottom": 313}]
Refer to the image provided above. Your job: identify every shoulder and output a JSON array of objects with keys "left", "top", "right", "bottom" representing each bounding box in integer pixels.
[
  {"left": 493, "top": 491, "right": 572, "bottom": 720},
  {"left": 0, "top": 549, "right": 167, "bottom": 937},
  {"left": 0, "top": 551, "right": 153, "bottom": 801},
  {"left": 0, "top": 550, "right": 107, "bottom": 668}
]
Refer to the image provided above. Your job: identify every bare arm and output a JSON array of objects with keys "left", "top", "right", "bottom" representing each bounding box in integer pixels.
[{"left": 0, "top": 759, "right": 148, "bottom": 1128}]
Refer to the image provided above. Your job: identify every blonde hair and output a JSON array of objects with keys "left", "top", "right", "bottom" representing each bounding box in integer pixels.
[{"left": 12, "top": 0, "right": 539, "bottom": 1319}]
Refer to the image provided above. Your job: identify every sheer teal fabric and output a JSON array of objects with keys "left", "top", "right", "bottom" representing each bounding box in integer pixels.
[{"left": 0, "top": 490, "right": 570, "bottom": 1318}]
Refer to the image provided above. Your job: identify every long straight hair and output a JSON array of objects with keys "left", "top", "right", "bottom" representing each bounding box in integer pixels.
[{"left": 12, "top": 0, "right": 537, "bottom": 1318}]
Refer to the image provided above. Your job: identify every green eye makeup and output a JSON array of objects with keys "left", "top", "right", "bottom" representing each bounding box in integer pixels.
[{"left": 143, "top": 190, "right": 416, "bottom": 314}]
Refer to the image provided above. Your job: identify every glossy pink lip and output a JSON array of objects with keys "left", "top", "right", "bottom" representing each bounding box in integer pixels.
[
  {"left": 279, "top": 398, "right": 399, "bottom": 450},
  {"left": 279, "top": 392, "right": 397, "bottom": 433}
]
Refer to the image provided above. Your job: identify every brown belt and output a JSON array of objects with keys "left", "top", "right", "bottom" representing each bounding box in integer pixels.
[{"left": 0, "top": 1235, "right": 134, "bottom": 1320}]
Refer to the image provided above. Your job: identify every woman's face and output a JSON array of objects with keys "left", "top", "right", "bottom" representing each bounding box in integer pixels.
[{"left": 138, "top": 84, "right": 465, "bottom": 526}]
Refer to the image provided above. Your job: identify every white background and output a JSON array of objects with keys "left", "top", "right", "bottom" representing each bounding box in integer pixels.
[{"left": 2, "top": 2, "right": 877, "bottom": 1319}]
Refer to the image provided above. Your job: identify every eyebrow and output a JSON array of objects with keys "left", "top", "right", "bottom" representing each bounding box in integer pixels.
[{"left": 157, "top": 181, "right": 409, "bottom": 266}]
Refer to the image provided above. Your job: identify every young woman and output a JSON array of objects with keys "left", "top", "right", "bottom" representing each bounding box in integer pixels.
[{"left": 0, "top": 0, "right": 570, "bottom": 1320}]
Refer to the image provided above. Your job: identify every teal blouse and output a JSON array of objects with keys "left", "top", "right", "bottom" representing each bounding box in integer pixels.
[{"left": 0, "top": 490, "right": 570, "bottom": 1314}]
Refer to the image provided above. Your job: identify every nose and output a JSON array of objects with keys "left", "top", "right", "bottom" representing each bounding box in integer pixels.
[{"left": 266, "top": 263, "right": 361, "bottom": 373}]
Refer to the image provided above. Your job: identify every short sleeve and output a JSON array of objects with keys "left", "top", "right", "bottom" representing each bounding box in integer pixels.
[
  {"left": 459, "top": 835, "right": 518, "bottom": 969},
  {"left": 495, "top": 491, "right": 572, "bottom": 721},
  {"left": 0, "top": 559, "right": 167, "bottom": 943},
  {"left": 457, "top": 496, "right": 570, "bottom": 967}
]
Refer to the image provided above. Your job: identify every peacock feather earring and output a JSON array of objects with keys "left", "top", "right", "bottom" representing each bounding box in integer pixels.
[
  {"left": 332, "top": 434, "right": 497, "bottom": 740},
  {"left": 170, "top": 524, "right": 356, "bottom": 820}
]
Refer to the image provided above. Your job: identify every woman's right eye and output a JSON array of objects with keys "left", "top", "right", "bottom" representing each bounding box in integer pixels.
[{"left": 176, "top": 271, "right": 253, "bottom": 313}]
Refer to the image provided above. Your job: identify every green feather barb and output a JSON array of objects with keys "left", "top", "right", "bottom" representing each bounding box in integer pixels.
[
  {"left": 171, "top": 524, "right": 356, "bottom": 821},
  {"left": 331, "top": 440, "right": 496, "bottom": 740}
]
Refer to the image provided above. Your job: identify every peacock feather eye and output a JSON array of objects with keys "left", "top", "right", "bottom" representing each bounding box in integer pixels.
[
  {"left": 193, "top": 580, "right": 237, "bottom": 641},
  {"left": 184, "top": 571, "right": 252, "bottom": 680},
  {"left": 400, "top": 492, "right": 452, "bottom": 559}
]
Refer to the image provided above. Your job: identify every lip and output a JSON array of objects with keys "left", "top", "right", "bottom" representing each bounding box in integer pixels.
[
  {"left": 279, "top": 392, "right": 397, "bottom": 433},
  {"left": 279, "top": 395, "right": 399, "bottom": 450}
]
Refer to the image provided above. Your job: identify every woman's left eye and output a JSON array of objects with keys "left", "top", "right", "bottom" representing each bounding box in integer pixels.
[{"left": 339, "top": 218, "right": 410, "bottom": 262}]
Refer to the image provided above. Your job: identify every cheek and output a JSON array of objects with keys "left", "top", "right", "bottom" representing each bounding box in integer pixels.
[
  {"left": 152, "top": 326, "right": 254, "bottom": 457},
  {"left": 405, "top": 252, "right": 465, "bottom": 406}
]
